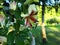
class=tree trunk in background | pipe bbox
[42,0,47,45]
[55,0,58,14]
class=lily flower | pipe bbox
[10,1,16,10]
[0,36,7,44]
[21,4,38,27]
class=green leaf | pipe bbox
[24,0,33,5]
[20,18,25,25]
[15,35,25,45]
[15,0,26,4]
[13,20,20,32]
[21,5,28,14]
[15,29,31,45]
[7,31,15,45]
[5,18,8,25]
[14,9,21,19]
[0,27,8,36]
[33,0,39,2]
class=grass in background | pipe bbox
[31,24,60,45]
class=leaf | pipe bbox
[15,29,31,45]
[7,31,15,45]
[20,18,25,25]
[5,18,8,25]
[0,27,8,36]
[33,0,39,2]
[14,8,21,19]
[21,5,28,14]
[15,0,26,4]
[15,35,25,45]
[24,0,33,5]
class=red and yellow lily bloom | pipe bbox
[21,4,38,27]
[25,10,38,27]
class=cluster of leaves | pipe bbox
[0,0,31,45]
[7,28,32,45]
[0,15,31,45]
